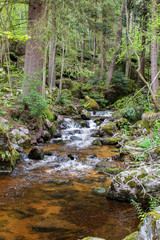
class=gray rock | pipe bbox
[106,166,160,204]
[44,119,53,129]
[19,127,29,135]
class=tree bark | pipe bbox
[106,1,125,87]
[23,0,45,95]
[48,3,57,91]
[140,4,147,78]
[151,0,159,94]
[100,2,107,71]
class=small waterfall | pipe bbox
[61,117,98,148]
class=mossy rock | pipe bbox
[102,137,119,145]
[105,168,121,175]
[92,139,102,146]
[100,122,117,136]
[93,187,106,196]
[138,207,160,239]
[142,112,160,132]
[0,126,20,172]
[122,231,139,240]
[85,96,99,110]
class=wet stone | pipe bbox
[93,187,106,196]
[47,179,69,185]
[70,136,82,141]
[28,147,44,160]
[87,154,98,159]
[44,150,54,156]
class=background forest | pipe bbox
[0,0,160,122]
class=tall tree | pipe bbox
[23,0,45,95]
[151,0,159,93]
[106,1,125,87]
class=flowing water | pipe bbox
[0,111,139,240]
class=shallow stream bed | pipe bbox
[0,111,139,240]
[0,145,139,240]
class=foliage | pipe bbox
[139,121,160,150]
[131,196,159,223]
[131,199,147,223]
[20,75,47,118]
[113,90,151,122]
[89,68,107,86]
[56,89,73,105]
[112,69,136,94]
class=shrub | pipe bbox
[20,75,47,118]
[112,69,136,94]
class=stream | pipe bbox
[0,111,139,240]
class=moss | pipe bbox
[105,168,121,175]
[92,139,102,146]
[0,126,20,172]
[11,148,20,166]
[44,108,55,121]
[101,122,117,135]
[122,231,139,240]
[128,181,136,188]
[85,96,99,110]
[102,137,119,145]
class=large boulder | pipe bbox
[11,128,31,148]
[99,122,117,136]
[0,126,20,173]
[106,166,160,204]
[142,112,160,131]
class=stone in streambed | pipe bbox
[81,109,91,120]
[28,146,44,160]
[99,122,117,136]
[44,150,54,156]
[102,137,120,145]
[92,139,102,146]
[47,178,69,185]
[93,187,106,196]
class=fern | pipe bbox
[130,199,147,223]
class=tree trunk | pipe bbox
[57,40,65,99]
[151,0,159,94]
[80,32,85,81]
[48,3,57,91]
[100,2,107,71]
[106,1,125,87]
[140,5,147,78]
[23,0,45,95]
